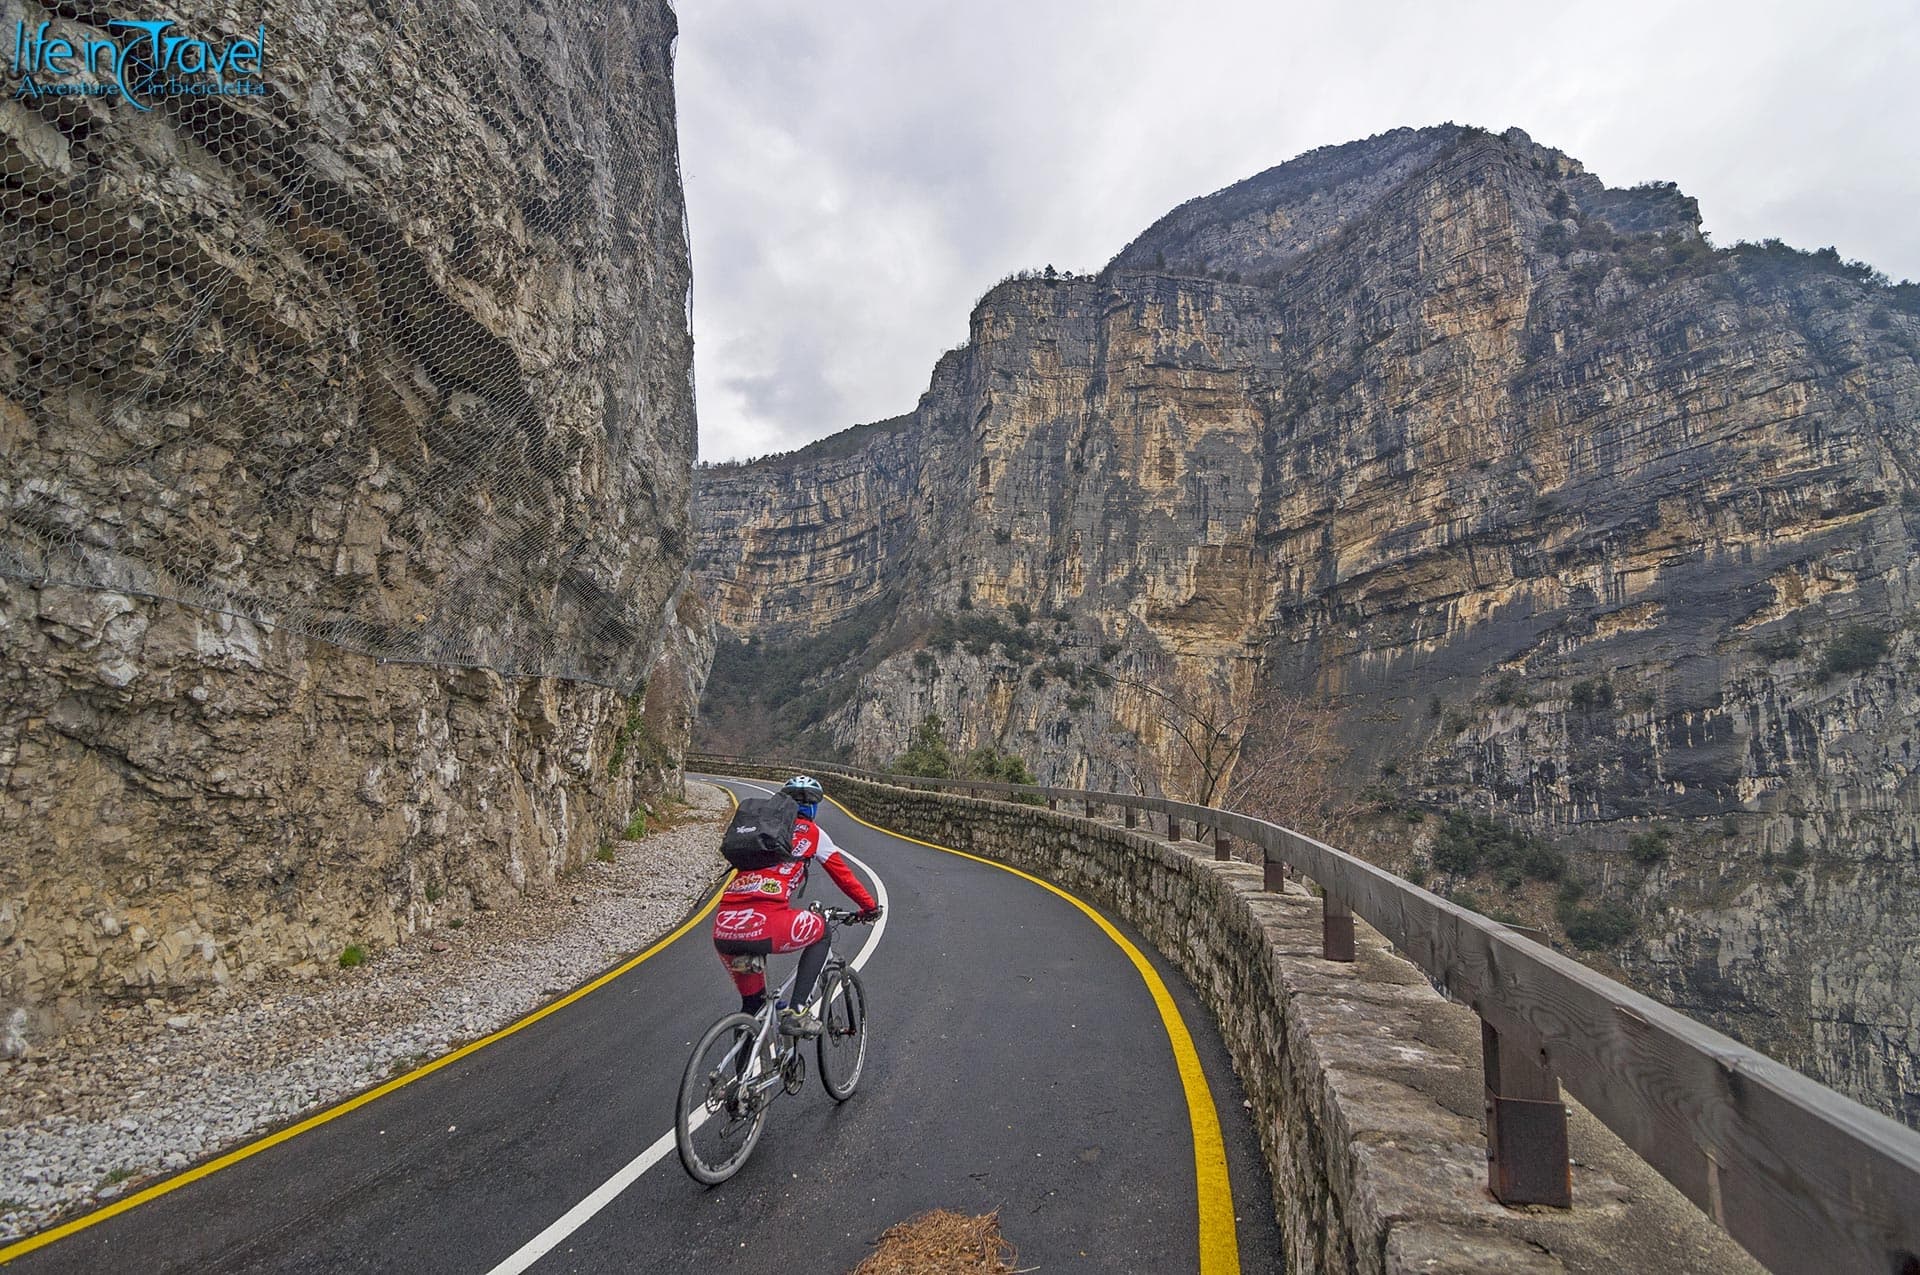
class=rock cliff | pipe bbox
[1,0,700,1033]
[695,126,1920,1124]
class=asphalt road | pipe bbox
[5,777,1280,1273]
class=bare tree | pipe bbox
[1111,669,1271,807]
[1114,666,1356,840]
[1224,694,1357,845]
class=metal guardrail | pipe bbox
[688,752,1920,1275]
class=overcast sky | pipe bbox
[675,1,1920,462]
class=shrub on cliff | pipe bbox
[892,715,955,778]
[1627,826,1672,864]
[1431,811,1566,882]
[963,745,1034,786]
[1568,677,1613,712]
[929,613,1040,663]
[1561,901,1638,950]
[1820,623,1890,679]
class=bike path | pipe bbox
[4,777,1280,1273]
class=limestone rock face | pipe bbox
[1,0,699,1028]
[695,125,1920,1123]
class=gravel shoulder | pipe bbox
[0,781,733,1242]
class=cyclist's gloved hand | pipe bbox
[855,905,884,925]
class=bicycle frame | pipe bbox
[716,909,850,1098]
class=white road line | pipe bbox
[481,780,889,1275]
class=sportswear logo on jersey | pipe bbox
[789,911,824,944]
[758,879,783,895]
[716,908,760,934]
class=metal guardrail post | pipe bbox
[1482,1020,1571,1208]
[1322,895,1355,961]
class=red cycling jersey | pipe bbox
[712,816,876,1005]
[719,817,876,913]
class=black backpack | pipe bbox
[719,794,799,870]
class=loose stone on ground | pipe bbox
[0,782,730,1242]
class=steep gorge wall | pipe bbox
[695,126,1920,1123]
[1,0,700,1029]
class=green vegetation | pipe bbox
[963,745,1035,786]
[701,598,895,747]
[1728,238,1906,295]
[1488,671,1531,708]
[1627,825,1673,865]
[1568,677,1613,712]
[595,842,617,863]
[1431,811,1567,884]
[928,612,1042,662]
[778,414,914,465]
[607,691,667,779]
[103,1167,135,1185]
[892,715,956,778]
[1561,901,1638,950]
[448,918,464,930]
[1007,601,1032,626]
[912,650,937,675]
[425,882,443,904]
[1752,631,1803,661]
[890,719,1042,803]
[1820,623,1890,679]
[622,808,649,839]
[1065,693,1094,712]
[338,944,367,969]
[1551,879,1639,950]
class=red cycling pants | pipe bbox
[711,903,829,1001]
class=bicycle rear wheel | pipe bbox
[676,1012,769,1184]
[816,966,867,1101]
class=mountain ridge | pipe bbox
[694,124,1920,1124]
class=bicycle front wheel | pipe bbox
[676,1012,769,1184]
[816,966,867,1101]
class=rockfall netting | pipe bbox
[0,0,695,687]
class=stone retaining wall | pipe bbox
[712,763,1758,1275]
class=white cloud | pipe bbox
[677,0,1920,460]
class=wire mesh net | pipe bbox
[1,0,691,688]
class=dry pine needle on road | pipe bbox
[849,1209,1022,1274]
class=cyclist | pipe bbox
[712,776,881,1038]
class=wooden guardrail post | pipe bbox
[1482,1020,1571,1208]
[1263,855,1286,892]
[1213,827,1231,861]
[1322,895,1355,961]
[1124,804,1137,830]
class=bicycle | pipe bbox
[674,904,872,1184]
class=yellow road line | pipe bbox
[826,796,1242,1275]
[0,805,734,1267]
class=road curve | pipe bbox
[3,777,1280,1273]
